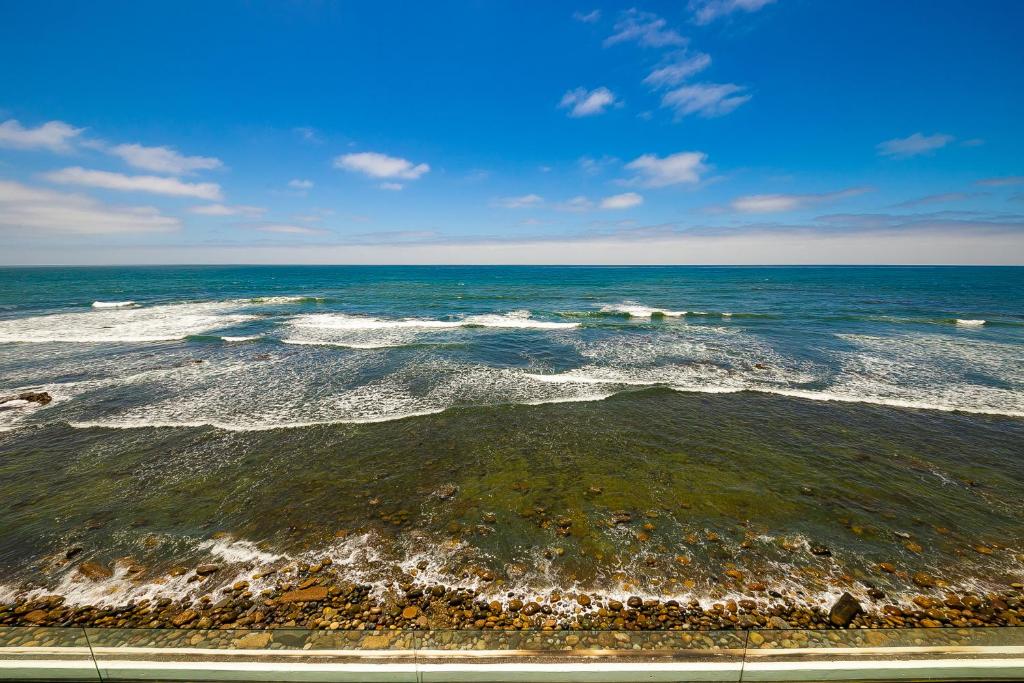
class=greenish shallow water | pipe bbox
[0,266,1021,606]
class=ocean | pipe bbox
[0,265,1022,610]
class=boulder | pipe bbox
[828,592,863,627]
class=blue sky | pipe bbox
[1,0,1022,264]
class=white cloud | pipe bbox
[625,152,709,187]
[662,83,751,118]
[559,87,618,117]
[44,167,223,200]
[557,196,595,212]
[0,119,84,153]
[877,133,955,158]
[0,180,178,234]
[256,224,326,235]
[288,179,314,189]
[190,203,265,217]
[976,175,1024,187]
[643,53,712,88]
[730,187,870,213]
[600,192,644,209]
[379,182,404,191]
[334,152,430,180]
[690,0,776,25]
[573,9,601,23]
[604,10,686,48]
[107,143,222,174]
[494,194,544,208]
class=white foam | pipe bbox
[291,313,461,331]
[91,301,135,308]
[956,319,986,326]
[245,295,325,304]
[600,303,687,317]
[462,310,579,329]
[0,399,31,409]
[0,302,257,343]
[220,335,261,342]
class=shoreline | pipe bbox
[3,559,1022,632]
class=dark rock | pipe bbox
[828,592,863,627]
[810,545,832,556]
[194,564,220,576]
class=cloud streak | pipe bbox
[690,0,776,25]
[44,167,223,200]
[877,133,955,158]
[730,187,871,213]
[107,143,222,175]
[605,10,687,48]
[0,180,179,235]
[662,83,751,118]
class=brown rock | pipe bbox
[279,586,329,603]
[194,564,220,576]
[77,561,113,581]
[402,606,419,619]
[828,592,863,627]
[23,609,48,624]
[912,572,937,588]
[171,609,197,626]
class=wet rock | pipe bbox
[401,606,419,619]
[279,586,328,603]
[828,592,863,627]
[435,483,458,499]
[810,545,832,557]
[171,609,197,626]
[912,572,937,588]
[626,596,642,609]
[64,546,84,560]
[194,564,220,576]
[878,562,896,573]
[77,561,112,581]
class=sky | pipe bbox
[1,0,1023,265]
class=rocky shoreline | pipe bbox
[2,558,1022,632]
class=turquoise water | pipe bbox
[0,266,1022,606]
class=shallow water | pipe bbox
[0,266,1022,606]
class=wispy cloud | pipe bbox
[0,180,179,234]
[334,151,430,180]
[690,0,776,25]
[600,192,644,209]
[0,119,84,153]
[573,9,601,23]
[293,126,322,143]
[494,194,544,208]
[662,83,750,118]
[625,151,709,187]
[378,182,404,191]
[730,187,871,213]
[605,9,687,48]
[559,87,619,117]
[254,223,328,235]
[892,192,984,209]
[578,155,618,175]
[44,167,223,200]
[190,203,265,217]
[877,132,955,158]
[975,175,1024,187]
[643,52,712,88]
[557,196,595,212]
[106,143,222,175]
